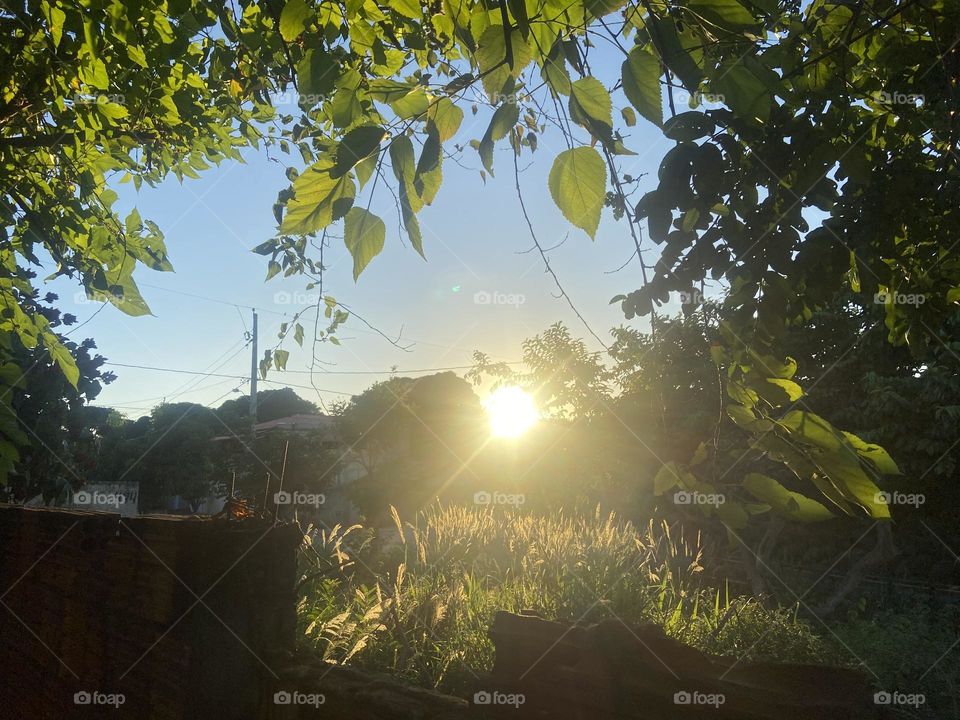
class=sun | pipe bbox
[483,386,538,439]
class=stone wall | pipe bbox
[486,611,878,719]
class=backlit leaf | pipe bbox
[344,207,386,280]
[333,125,385,178]
[548,147,605,239]
[281,158,356,234]
[570,77,612,128]
[622,46,662,127]
[280,0,311,41]
[743,473,834,522]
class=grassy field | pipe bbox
[296,504,840,694]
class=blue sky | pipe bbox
[48,62,688,416]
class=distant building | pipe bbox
[68,481,140,516]
[253,413,338,437]
[159,493,225,516]
[252,414,366,527]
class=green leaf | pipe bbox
[479,101,519,174]
[427,98,464,142]
[716,501,750,529]
[391,0,421,19]
[369,79,415,103]
[97,101,128,120]
[841,432,901,475]
[158,95,181,124]
[713,59,774,122]
[274,349,290,370]
[104,273,152,317]
[45,337,79,388]
[541,43,571,96]
[747,376,803,406]
[779,410,844,452]
[814,452,891,519]
[390,136,416,186]
[42,3,66,48]
[689,0,758,31]
[127,44,148,68]
[298,49,337,98]
[726,381,758,407]
[507,0,530,37]
[125,208,142,234]
[344,207,386,280]
[726,404,771,431]
[647,16,704,89]
[333,125,385,178]
[653,461,683,494]
[414,125,442,203]
[621,107,636,127]
[726,404,755,427]
[488,102,519,141]
[748,350,797,379]
[743,473,834,522]
[80,58,109,90]
[476,26,532,98]
[765,378,803,402]
[390,87,430,119]
[400,190,424,257]
[622,46,662,127]
[390,134,425,235]
[570,77,612,128]
[355,150,379,189]
[331,87,363,128]
[281,157,356,235]
[279,0,311,42]
[810,475,857,516]
[548,147,606,239]
[663,112,715,141]
[252,240,276,256]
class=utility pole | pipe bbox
[249,309,258,432]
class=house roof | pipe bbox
[253,413,337,436]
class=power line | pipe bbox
[138,282,286,316]
[164,337,250,402]
[261,362,523,375]
[136,282,519,360]
[99,376,241,408]
[104,359,523,378]
[102,361,353,396]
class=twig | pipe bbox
[512,150,608,350]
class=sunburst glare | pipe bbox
[483,386,538,439]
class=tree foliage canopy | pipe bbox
[2,0,957,519]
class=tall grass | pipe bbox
[296,504,835,694]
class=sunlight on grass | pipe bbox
[483,386,538,438]
[297,505,839,695]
